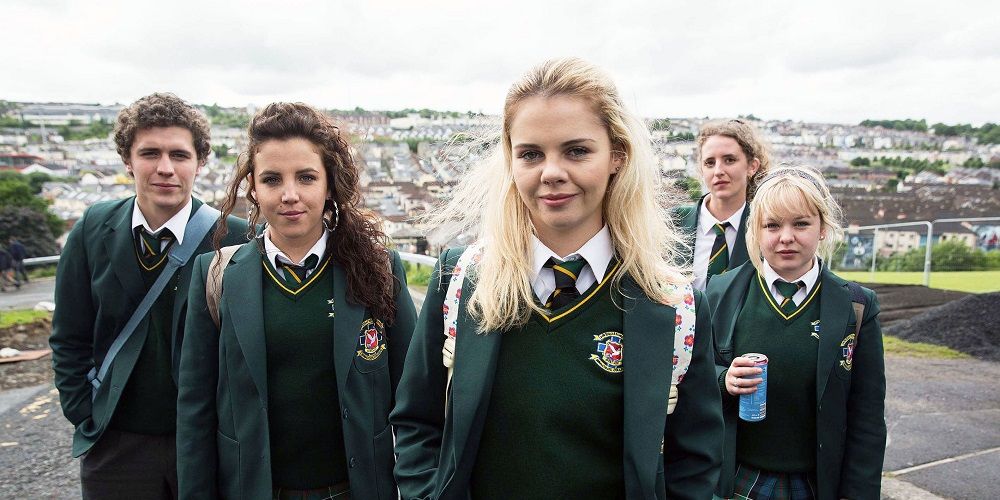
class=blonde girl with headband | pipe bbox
[706,165,886,500]
[390,57,723,499]
[177,103,416,499]
[676,119,772,290]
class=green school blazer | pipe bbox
[674,194,751,274]
[49,197,247,457]
[390,248,724,500]
[176,243,417,500]
[706,263,886,500]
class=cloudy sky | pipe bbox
[3,0,998,125]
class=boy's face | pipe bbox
[126,126,202,225]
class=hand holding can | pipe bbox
[733,353,768,422]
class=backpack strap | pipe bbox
[441,245,483,409]
[206,245,242,329]
[666,282,697,415]
[846,281,867,338]
[87,203,220,400]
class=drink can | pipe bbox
[738,353,768,422]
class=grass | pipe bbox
[883,335,968,359]
[402,261,432,287]
[836,270,1000,293]
[0,309,51,328]
[28,264,57,279]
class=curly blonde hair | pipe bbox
[696,119,772,201]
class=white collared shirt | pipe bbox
[263,229,328,280]
[131,197,193,248]
[530,225,614,303]
[761,257,821,306]
[692,199,746,290]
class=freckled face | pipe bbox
[253,138,329,251]
[509,95,621,246]
[700,135,759,205]
[759,208,826,281]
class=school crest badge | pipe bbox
[839,333,856,371]
[357,318,387,361]
[810,319,820,340]
[590,332,623,373]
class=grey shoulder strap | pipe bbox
[87,204,220,400]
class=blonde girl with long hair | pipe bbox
[391,58,723,499]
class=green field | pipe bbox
[836,270,1000,293]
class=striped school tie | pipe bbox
[706,222,731,279]
[775,280,805,314]
[278,254,319,289]
[543,257,588,310]
[135,228,174,271]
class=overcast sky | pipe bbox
[3,0,998,125]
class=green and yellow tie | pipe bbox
[278,254,319,290]
[775,280,805,314]
[706,222,730,279]
[543,257,588,310]
[135,228,174,271]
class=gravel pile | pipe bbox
[0,318,54,391]
[884,292,1000,361]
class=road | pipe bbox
[0,277,55,311]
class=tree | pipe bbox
[0,176,63,243]
[674,176,703,202]
[0,206,59,256]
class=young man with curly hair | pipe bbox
[49,93,247,498]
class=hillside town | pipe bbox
[2,101,999,268]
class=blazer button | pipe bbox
[349,457,357,468]
[342,408,349,420]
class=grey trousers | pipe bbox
[80,428,177,499]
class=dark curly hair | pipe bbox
[114,92,212,166]
[214,102,398,323]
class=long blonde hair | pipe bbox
[745,165,845,273]
[427,57,689,332]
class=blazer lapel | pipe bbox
[816,266,850,403]
[332,262,365,396]
[170,198,206,339]
[730,205,751,265]
[622,277,674,495]
[717,265,755,354]
[451,278,501,470]
[105,202,144,303]
[682,195,705,250]
[224,245,269,401]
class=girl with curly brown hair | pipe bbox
[177,102,416,499]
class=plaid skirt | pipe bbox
[730,463,817,500]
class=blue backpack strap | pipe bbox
[87,204,220,400]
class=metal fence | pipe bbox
[836,217,1000,286]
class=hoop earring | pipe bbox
[324,200,339,233]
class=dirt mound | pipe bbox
[884,292,1000,361]
[0,318,53,390]
[859,283,971,327]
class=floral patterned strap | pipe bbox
[667,283,696,415]
[442,244,483,370]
